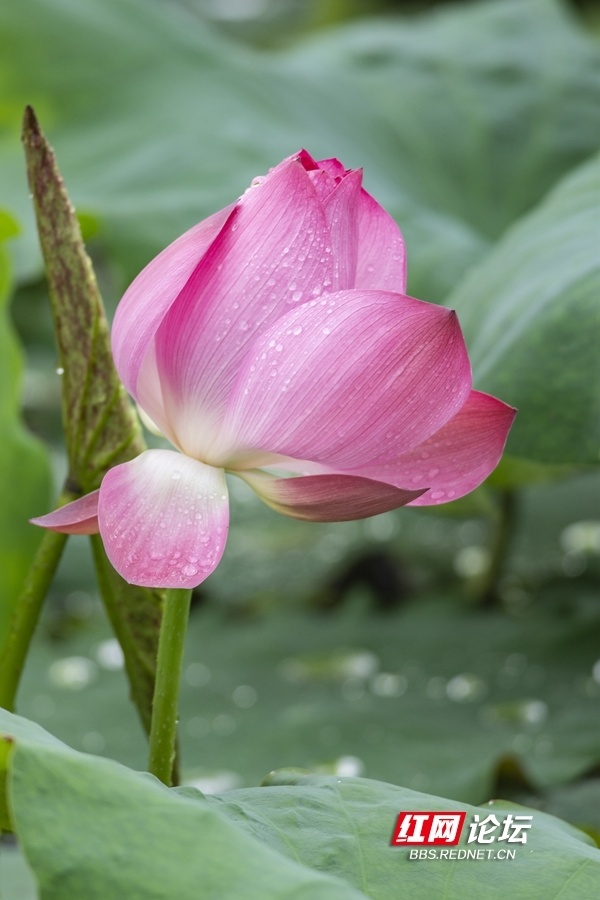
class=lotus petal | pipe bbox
[98,450,229,588]
[219,290,471,470]
[238,470,426,521]
[148,156,334,458]
[352,391,517,504]
[30,490,100,535]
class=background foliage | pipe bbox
[0,0,598,896]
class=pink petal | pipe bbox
[314,157,347,179]
[97,450,229,588]
[30,490,100,535]
[355,188,406,293]
[112,206,234,398]
[321,168,363,291]
[238,470,426,522]
[353,391,517,505]
[150,156,334,459]
[219,291,472,470]
[135,341,181,450]
[297,151,346,185]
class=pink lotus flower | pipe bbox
[33,150,515,588]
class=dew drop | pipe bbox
[428,467,440,478]
[182,564,198,577]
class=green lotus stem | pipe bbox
[478,488,518,607]
[147,588,192,786]
[0,488,76,711]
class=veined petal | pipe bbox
[321,168,362,291]
[352,391,517,505]
[219,290,472,470]
[30,490,100,535]
[135,341,181,450]
[98,450,229,588]
[112,206,234,398]
[238,470,425,522]
[356,188,406,293]
[313,157,347,179]
[152,156,334,458]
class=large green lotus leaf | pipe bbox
[210,774,600,899]
[0,215,51,645]
[0,0,467,303]
[0,709,363,899]
[286,0,600,242]
[1,0,599,304]
[2,710,599,900]
[513,779,600,848]
[447,150,600,467]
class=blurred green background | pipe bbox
[0,0,599,869]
